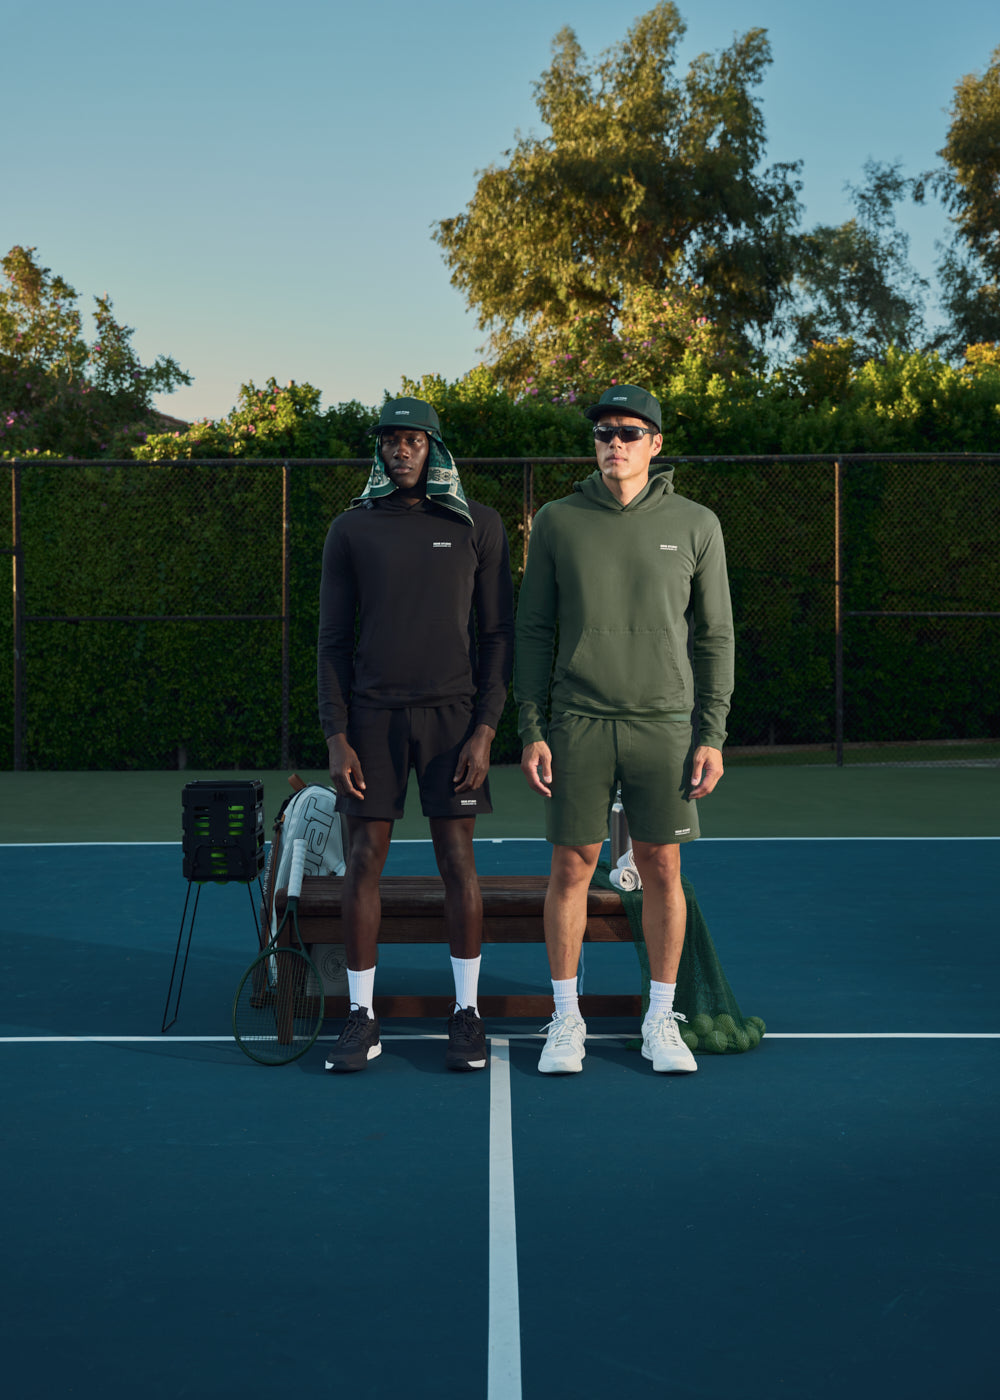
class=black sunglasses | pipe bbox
[593,424,657,444]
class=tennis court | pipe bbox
[2,764,997,1399]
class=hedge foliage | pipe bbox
[4,450,998,770]
[126,346,1000,465]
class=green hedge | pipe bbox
[3,453,998,769]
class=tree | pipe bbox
[433,3,801,392]
[928,45,1000,352]
[0,244,86,374]
[506,281,740,408]
[788,161,928,362]
[0,245,190,457]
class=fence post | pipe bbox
[11,464,24,771]
[521,462,534,572]
[281,462,291,770]
[829,459,834,767]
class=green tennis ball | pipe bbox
[713,1013,737,1035]
[691,1013,715,1037]
[730,1027,751,1052]
[701,1030,729,1053]
[744,1024,762,1048]
[681,1029,699,1052]
[746,1016,767,1035]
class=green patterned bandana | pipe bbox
[350,432,473,525]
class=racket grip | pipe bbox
[288,838,307,900]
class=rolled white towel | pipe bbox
[610,850,642,891]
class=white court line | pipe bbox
[2,1032,998,1044]
[3,841,184,848]
[488,1038,522,1400]
[0,837,554,849]
[4,835,999,849]
[762,1032,1000,1039]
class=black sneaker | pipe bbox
[325,1006,382,1073]
[446,1006,488,1071]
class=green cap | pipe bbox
[369,396,441,436]
[584,384,662,432]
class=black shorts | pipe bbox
[339,701,492,821]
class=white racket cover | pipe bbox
[287,838,307,901]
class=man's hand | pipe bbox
[454,724,495,793]
[689,745,724,800]
[521,740,553,797]
[327,733,366,800]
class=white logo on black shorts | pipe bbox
[460,799,477,806]
[433,542,452,548]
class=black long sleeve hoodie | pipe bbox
[317,493,514,738]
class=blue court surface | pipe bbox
[2,835,997,1399]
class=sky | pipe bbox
[4,0,997,423]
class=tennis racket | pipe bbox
[232,838,324,1064]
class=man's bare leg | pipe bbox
[630,839,696,1072]
[341,817,393,972]
[630,840,686,982]
[543,842,603,978]
[325,817,391,1073]
[429,816,482,959]
[430,816,488,1069]
[538,842,602,1073]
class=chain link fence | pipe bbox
[5,455,999,770]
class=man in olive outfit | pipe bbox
[516,385,734,1075]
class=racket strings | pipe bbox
[233,947,324,1064]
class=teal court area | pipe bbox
[2,765,998,1399]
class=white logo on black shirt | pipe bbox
[433,542,452,548]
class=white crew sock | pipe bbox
[552,976,581,1021]
[646,980,677,1022]
[347,967,376,1019]
[451,955,482,1014]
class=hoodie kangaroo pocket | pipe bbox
[561,627,688,711]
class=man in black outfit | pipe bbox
[317,397,514,1072]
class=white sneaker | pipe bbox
[538,1013,587,1074]
[641,1010,698,1073]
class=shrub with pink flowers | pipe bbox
[134,378,373,461]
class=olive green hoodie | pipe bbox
[515,466,734,748]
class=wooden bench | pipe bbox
[275,874,642,1018]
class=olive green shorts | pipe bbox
[545,713,699,848]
